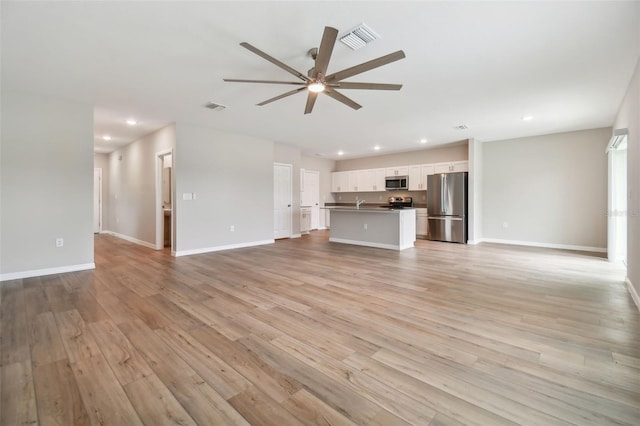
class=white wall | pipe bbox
[481,128,611,251]
[468,139,483,244]
[174,123,273,254]
[107,124,175,246]
[613,58,639,307]
[1,92,94,279]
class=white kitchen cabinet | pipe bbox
[408,165,422,190]
[300,207,311,234]
[331,171,349,192]
[409,164,434,190]
[372,168,386,191]
[433,161,468,174]
[386,166,409,177]
[356,169,373,192]
[416,208,428,238]
[348,171,359,192]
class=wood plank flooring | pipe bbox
[1,231,639,425]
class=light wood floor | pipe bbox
[2,231,639,425]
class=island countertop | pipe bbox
[321,206,416,213]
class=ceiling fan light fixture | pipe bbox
[308,81,326,93]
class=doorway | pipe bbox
[274,163,292,239]
[607,130,627,263]
[156,150,174,251]
[93,168,102,233]
[301,169,320,230]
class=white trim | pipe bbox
[174,239,274,257]
[477,238,606,253]
[291,233,302,238]
[627,277,640,312]
[102,231,156,249]
[1,263,95,282]
[329,237,414,251]
[466,239,480,245]
[156,149,174,250]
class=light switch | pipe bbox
[183,193,193,201]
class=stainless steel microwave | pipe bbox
[385,175,408,190]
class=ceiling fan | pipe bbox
[224,26,406,114]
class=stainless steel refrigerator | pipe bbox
[427,172,468,243]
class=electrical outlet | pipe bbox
[364,223,368,230]
[230,225,235,232]
[503,221,509,228]
[55,238,64,247]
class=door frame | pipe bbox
[94,168,102,233]
[274,162,293,239]
[155,149,174,251]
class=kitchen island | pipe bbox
[324,207,416,251]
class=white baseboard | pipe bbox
[477,238,606,253]
[329,237,413,251]
[174,239,274,257]
[627,277,640,312]
[1,263,95,282]
[291,233,302,239]
[102,230,156,250]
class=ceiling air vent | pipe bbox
[204,102,227,111]
[453,124,469,130]
[339,23,380,50]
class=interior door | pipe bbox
[274,163,292,239]
[303,170,320,229]
[93,168,102,233]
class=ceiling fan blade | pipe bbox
[224,78,305,86]
[329,82,403,91]
[324,88,362,110]
[257,87,307,106]
[304,92,319,114]
[326,50,406,83]
[240,42,309,82]
[312,26,339,79]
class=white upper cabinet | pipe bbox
[408,165,422,190]
[348,171,359,192]
[386,166,409,177]
[409,164,434,190]
[331,161,467,193]
[433,161,468,174]
[331,171,349,192]
[372,168,386,192]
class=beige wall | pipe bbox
[1,91,94,278]
[175,123,273,253]
[482,128,611,250]
[107,124,176,245]
[335,142,468,171]
[613,58,639,306]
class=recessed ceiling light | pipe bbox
[521,115,534,121]
[126,119,137,125]
[373,145,381,151]
[338,150,344,156]
[102,135,112,141]
[420,138,428,144]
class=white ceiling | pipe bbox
[2,1,639,159]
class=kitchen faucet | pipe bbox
[356,199,366,209]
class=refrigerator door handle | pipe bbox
[428,216,463,221]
